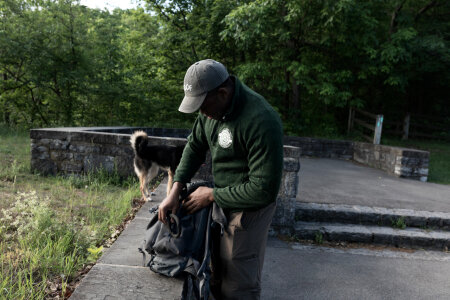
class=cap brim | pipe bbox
[178,93,207,113]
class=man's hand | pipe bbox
[183,186,214,214]
[158,182,184,224]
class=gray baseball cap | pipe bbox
[179,59,229,113]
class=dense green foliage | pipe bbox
[0,0,448,137]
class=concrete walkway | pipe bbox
[262,239,450,300]
[298,157,450,212]
[70,178,450,300]
[70,159,450,299]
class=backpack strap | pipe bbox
[139,205,160,267]
[138,241,147,267]
[212,203,227,235]
[197,207,213,277]
[181,205,214,300]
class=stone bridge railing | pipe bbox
[30,127,190,177]
[30,127,300,231]
[284,135,429,182]
[30,126,432,230]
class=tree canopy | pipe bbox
[1,0,448,137]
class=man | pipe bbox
[158,59,283,300]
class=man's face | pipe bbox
[200,90,226,120]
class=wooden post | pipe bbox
[347,107,354,135]
[373,114,383,144]
[402,113,410,140]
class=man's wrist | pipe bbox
[173,181,186,190]
[170,182,185,198]
[208,187,215,203]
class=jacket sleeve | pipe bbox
[173,116,209,183]
[213,117,283,209]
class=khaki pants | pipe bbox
[216,201,276,300]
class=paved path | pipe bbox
[71,190,450,300]
[262,239,450,300]
[298,157,450,212]
[70,160,450,299]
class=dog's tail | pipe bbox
[130,130,148,157]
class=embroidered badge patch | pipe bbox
[218,128,233,149]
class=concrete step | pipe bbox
[296,202,450,231]
[294,221,450,251]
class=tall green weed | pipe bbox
[0,177,140,298]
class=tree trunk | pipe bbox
[284,71,290,113]
[389,0,406,38]
[291,76,300,118]
[3,108,10,125]
[291,78,300,110]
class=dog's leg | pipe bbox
[167,170,174,197]
[139,173,148,201]
[143,171,152,201]
[134,161,147,201]
[145,164,160,201]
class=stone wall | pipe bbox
[88,127,191,138]
[30,127,301,230]
[30,126,432,230]
[353,142,429,182]
[30,127,212,180]
[283,135,430,182]
[284,136,353,159]
[31,126,431,183]
[272,146,301,233]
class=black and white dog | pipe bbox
[130,131,185,201]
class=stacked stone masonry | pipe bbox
[31,128,429,182]
[30,126,430,229]
[284,135,429,182]
[30,127,209,179]
[30,127,301,230]
[353,142,429,182]
[284,136,353,160]
[272,146,301,234]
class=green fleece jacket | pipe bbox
[173,76,283,210]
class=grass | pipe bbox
[314,231,324,244]
[391,217,407,230]
[0,125,144,299]
[382,137,450,185]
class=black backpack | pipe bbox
[138,182,226,300]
